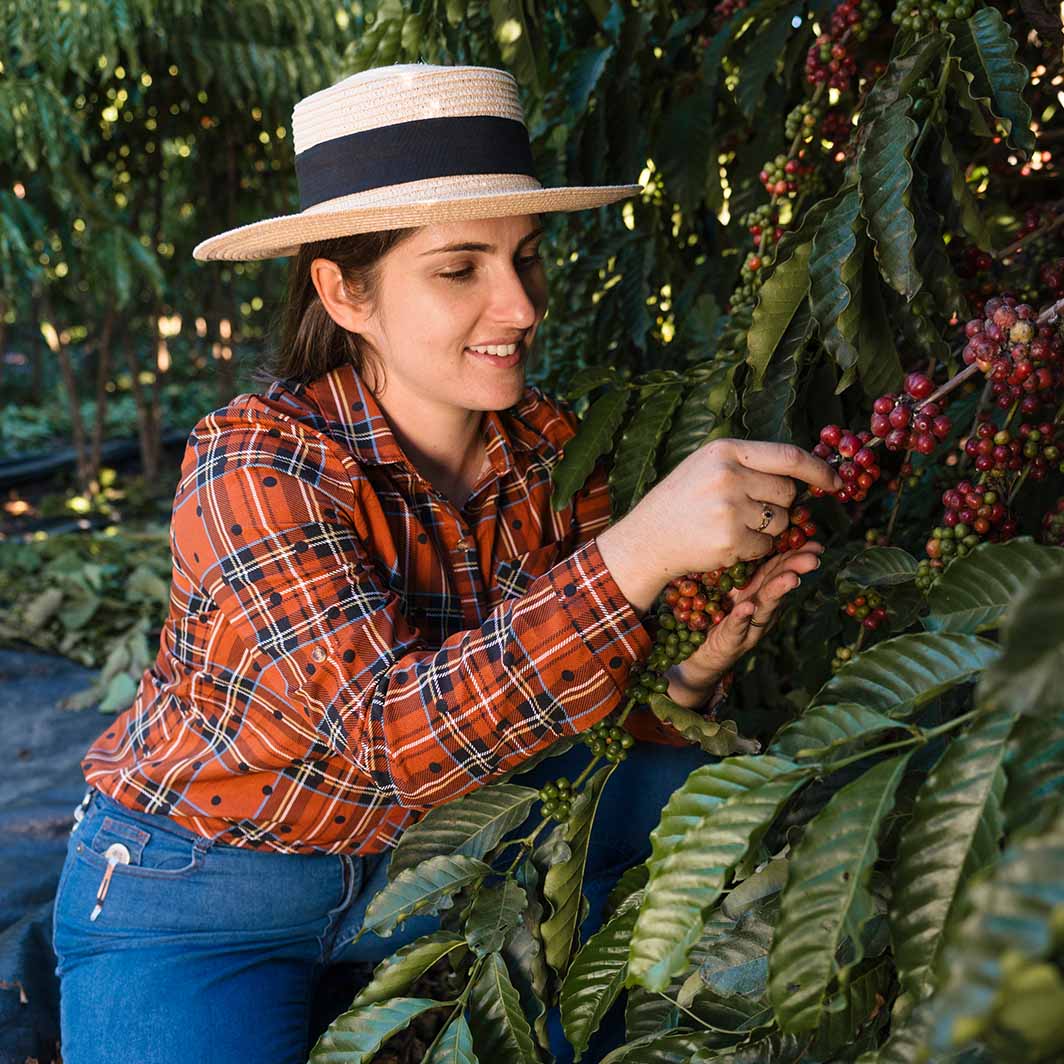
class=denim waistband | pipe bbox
[74,786,216,852]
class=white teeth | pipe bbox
[469,343,518,357]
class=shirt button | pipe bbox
[103,843,131,864]
[311,647,327,663]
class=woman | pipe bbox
[51,63,841,1063]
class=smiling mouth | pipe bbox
[466,341,522,358]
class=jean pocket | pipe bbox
[77,812,206,879]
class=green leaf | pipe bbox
[600,1031,710,1063]
[890,709,1015,1002]
[859,97,920,300]
[353,931,468,1006]
[542,764,616,975]
[609,381,685,517]
[363,855,490,938]
[939,129,993,251]
[855,1000,935,1064]
[646,755,788,863]
[563,365,619,400]
[661,356,742,475]
[812,960,892,1058]
[628,756,803,991]
[424,1014,479,1064]
[948,7,1036,156]
[647,695,760,756]
[389,785,538,880]
[566,46,614,115]
[770,703,907,762]
[809,187,864,372]
[551,386,630,511]
[467,952,538,1064]
[561,897,641,1060]
[979,566,1064,717]
[742,302,809,444]
[625,987,679,1041]
[769,753,911,1033]
[839,547,920,590]
[925,538,1064,633]
[98,671,137,714]
[503,858,551,1050]
[1004,714,1064,836]
[308,997,441,1063]
[927,804,1064,1052]
[858,33,944,131]
[734,6,800,121]
[746,241,811,388]
[855,250,904,400]
[810,632,1000,717]
[465,879,528,957]
[694,896,777,999]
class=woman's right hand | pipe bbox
[597,439,844,611]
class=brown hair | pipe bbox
[253,228,420,394]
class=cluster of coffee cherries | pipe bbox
[1017,422,1064,480]
[711,0,747,30]
[891,0,972,31]
[962,297,1063,413]
[538,777,576,822]
[1041,497,1064,547]
[581,717,636,763]
[785,98,825,142]
[623,560,757,711]
[1039,259,1064,300]
[917,482,1018,589]
[821,109,854,148]
[759,151,819,200]
[805,0,881,89]
[963,420,1024,476]
[842,589,888,630]
[811,426,882,503]
[869,373,953,454]
[776,505,818,553]
[831,645,855,672]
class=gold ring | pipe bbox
[756,504,774,533]
[749,617,768,627]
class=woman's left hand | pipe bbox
[670,542,825,691]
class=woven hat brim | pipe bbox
[193,184,642,262]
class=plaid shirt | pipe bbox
[80,363,701,855]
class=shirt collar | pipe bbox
[291,362,527,482]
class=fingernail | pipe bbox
[815,556,822,569]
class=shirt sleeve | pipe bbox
[172,408,653,811]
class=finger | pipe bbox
[720,601,760,649]
[759,570,802,607]
[723,440,844,494]
[744,499,790,538]
[734,527,776,561]
[738,470,798,509]
[772,548,823,576]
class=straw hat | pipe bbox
[192,63,642,262]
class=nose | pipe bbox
[489,261,544,332]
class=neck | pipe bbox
[374,383,487,500]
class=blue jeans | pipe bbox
[52,740,712,1064]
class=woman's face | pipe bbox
[348,214,548,412]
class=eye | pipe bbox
[517,250,543,270]
[440,266,474,282]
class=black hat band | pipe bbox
[295,115,537,211]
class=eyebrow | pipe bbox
[419,226,546,257]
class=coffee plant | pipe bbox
[300,1,1064,1062]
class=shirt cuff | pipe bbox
[550,537,653,693]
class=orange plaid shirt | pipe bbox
[80,363,697,855]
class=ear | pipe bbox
[310,257,372,332]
